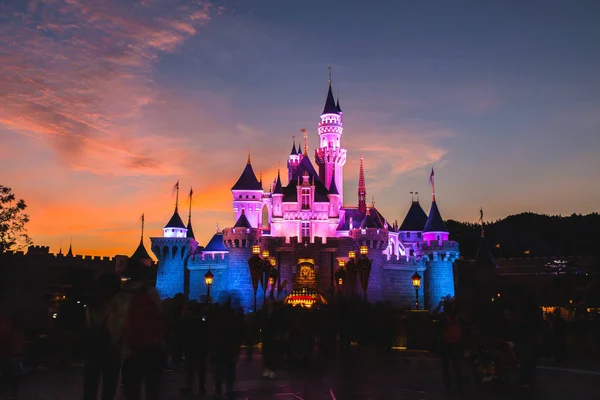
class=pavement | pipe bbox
[7,350,600,400]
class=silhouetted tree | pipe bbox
[0,185,32,253]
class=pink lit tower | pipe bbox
[315,67,347,202]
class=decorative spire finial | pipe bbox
[188,187,193,221]
[216,222,220,233]
[328,65,332,85]
[141,212,145,241]
[479,207,484,238]
[301,128,308,156]
[410,191,414,202]
[416,191,419,202]
[358,154,367,213]
[247,148,251,164]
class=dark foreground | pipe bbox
[7,350,600,400]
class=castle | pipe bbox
[150,79,459,311]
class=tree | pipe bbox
[0,185,32,253]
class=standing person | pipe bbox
[180,302,210,396]
[434,299,465,392]
[261,301,278,379]
[121,266,166,400]
[212,301,241,395]
[82,274,122,400]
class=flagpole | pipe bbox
[188,187,193,220]
[175,180,180,212]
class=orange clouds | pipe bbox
[0,0,215,177]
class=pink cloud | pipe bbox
[0,0,216,176]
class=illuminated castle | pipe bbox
[151,78,459,311]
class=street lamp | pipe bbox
[262,249,270,259]
[411,271,421,310]
[204,268,214,303]
[360,245,369,256]
[348,250,356,260]
[268,267,278,299]
[252,245,261,255]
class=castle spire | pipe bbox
[141,212,145,242]
[67,237,73,257]
[247,148,251,164]
[358,154,366,213]
[58,240,63,255]
[187,188,195,239]
[290,135,297,155]
[322,67,338,115]
[301,128,308,156]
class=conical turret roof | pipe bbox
[233,209,252,229]
[336,95,342,113]
[186,216,195,239]
[322,84,339,115]
[423,200,448,232]
[475,232,497,269]
[204,232,228,252]
[231,156,263,191]
[399,201,428,231]
[164,209,186,229]
[328,168,340,195]
[131,238,152,261]
[290,139,297,155]
[273,170,283,194]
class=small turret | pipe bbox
[232,151,265,229]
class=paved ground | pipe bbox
[7,351,600,400]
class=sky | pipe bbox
[1,0,599,257]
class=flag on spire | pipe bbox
[172,180,180,212]
[428,168,435,201]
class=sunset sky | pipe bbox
[1,0,599,257]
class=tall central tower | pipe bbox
[315,71,347,203]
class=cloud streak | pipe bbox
[0,0,216,176]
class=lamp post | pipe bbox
[357,246,372,302]
[268,262,278,300]
[335,260,346,296]
[411,271,421,310]
[204,268,214,303]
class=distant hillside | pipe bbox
[447,212,600,260]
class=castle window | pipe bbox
[437,235,440,241]
[301,222,310,239]
[301,189,310,210]
[239,195,242,199]
[246,195,248,199]
[252,195,255,199]
[418,233,421,238]
[407,232,411,238]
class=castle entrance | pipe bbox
[283,258,327,307]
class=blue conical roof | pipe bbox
[274,170,283,194]
[475,233,497,269]
[204,232,228,252]
[232,163,262,191]
[290,140,297,155]
[164,210,186,229]
[423,200,448,232]
[186,216,195,239]
[322,84,339,115]
[233,209,252,228]
[399,201,428,231]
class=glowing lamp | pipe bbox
[262,249,270,259]
[411,271,421,288]
[338,260,345,268]
[269,276,275,286]
[338,277,343,286]
[348,250,356,260]
[252,245,261,255]
[497,293,501,298]
[204,269,214,286]
[360,245,369,256]
[269,258,276,267]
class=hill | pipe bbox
[447,212,600,259]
